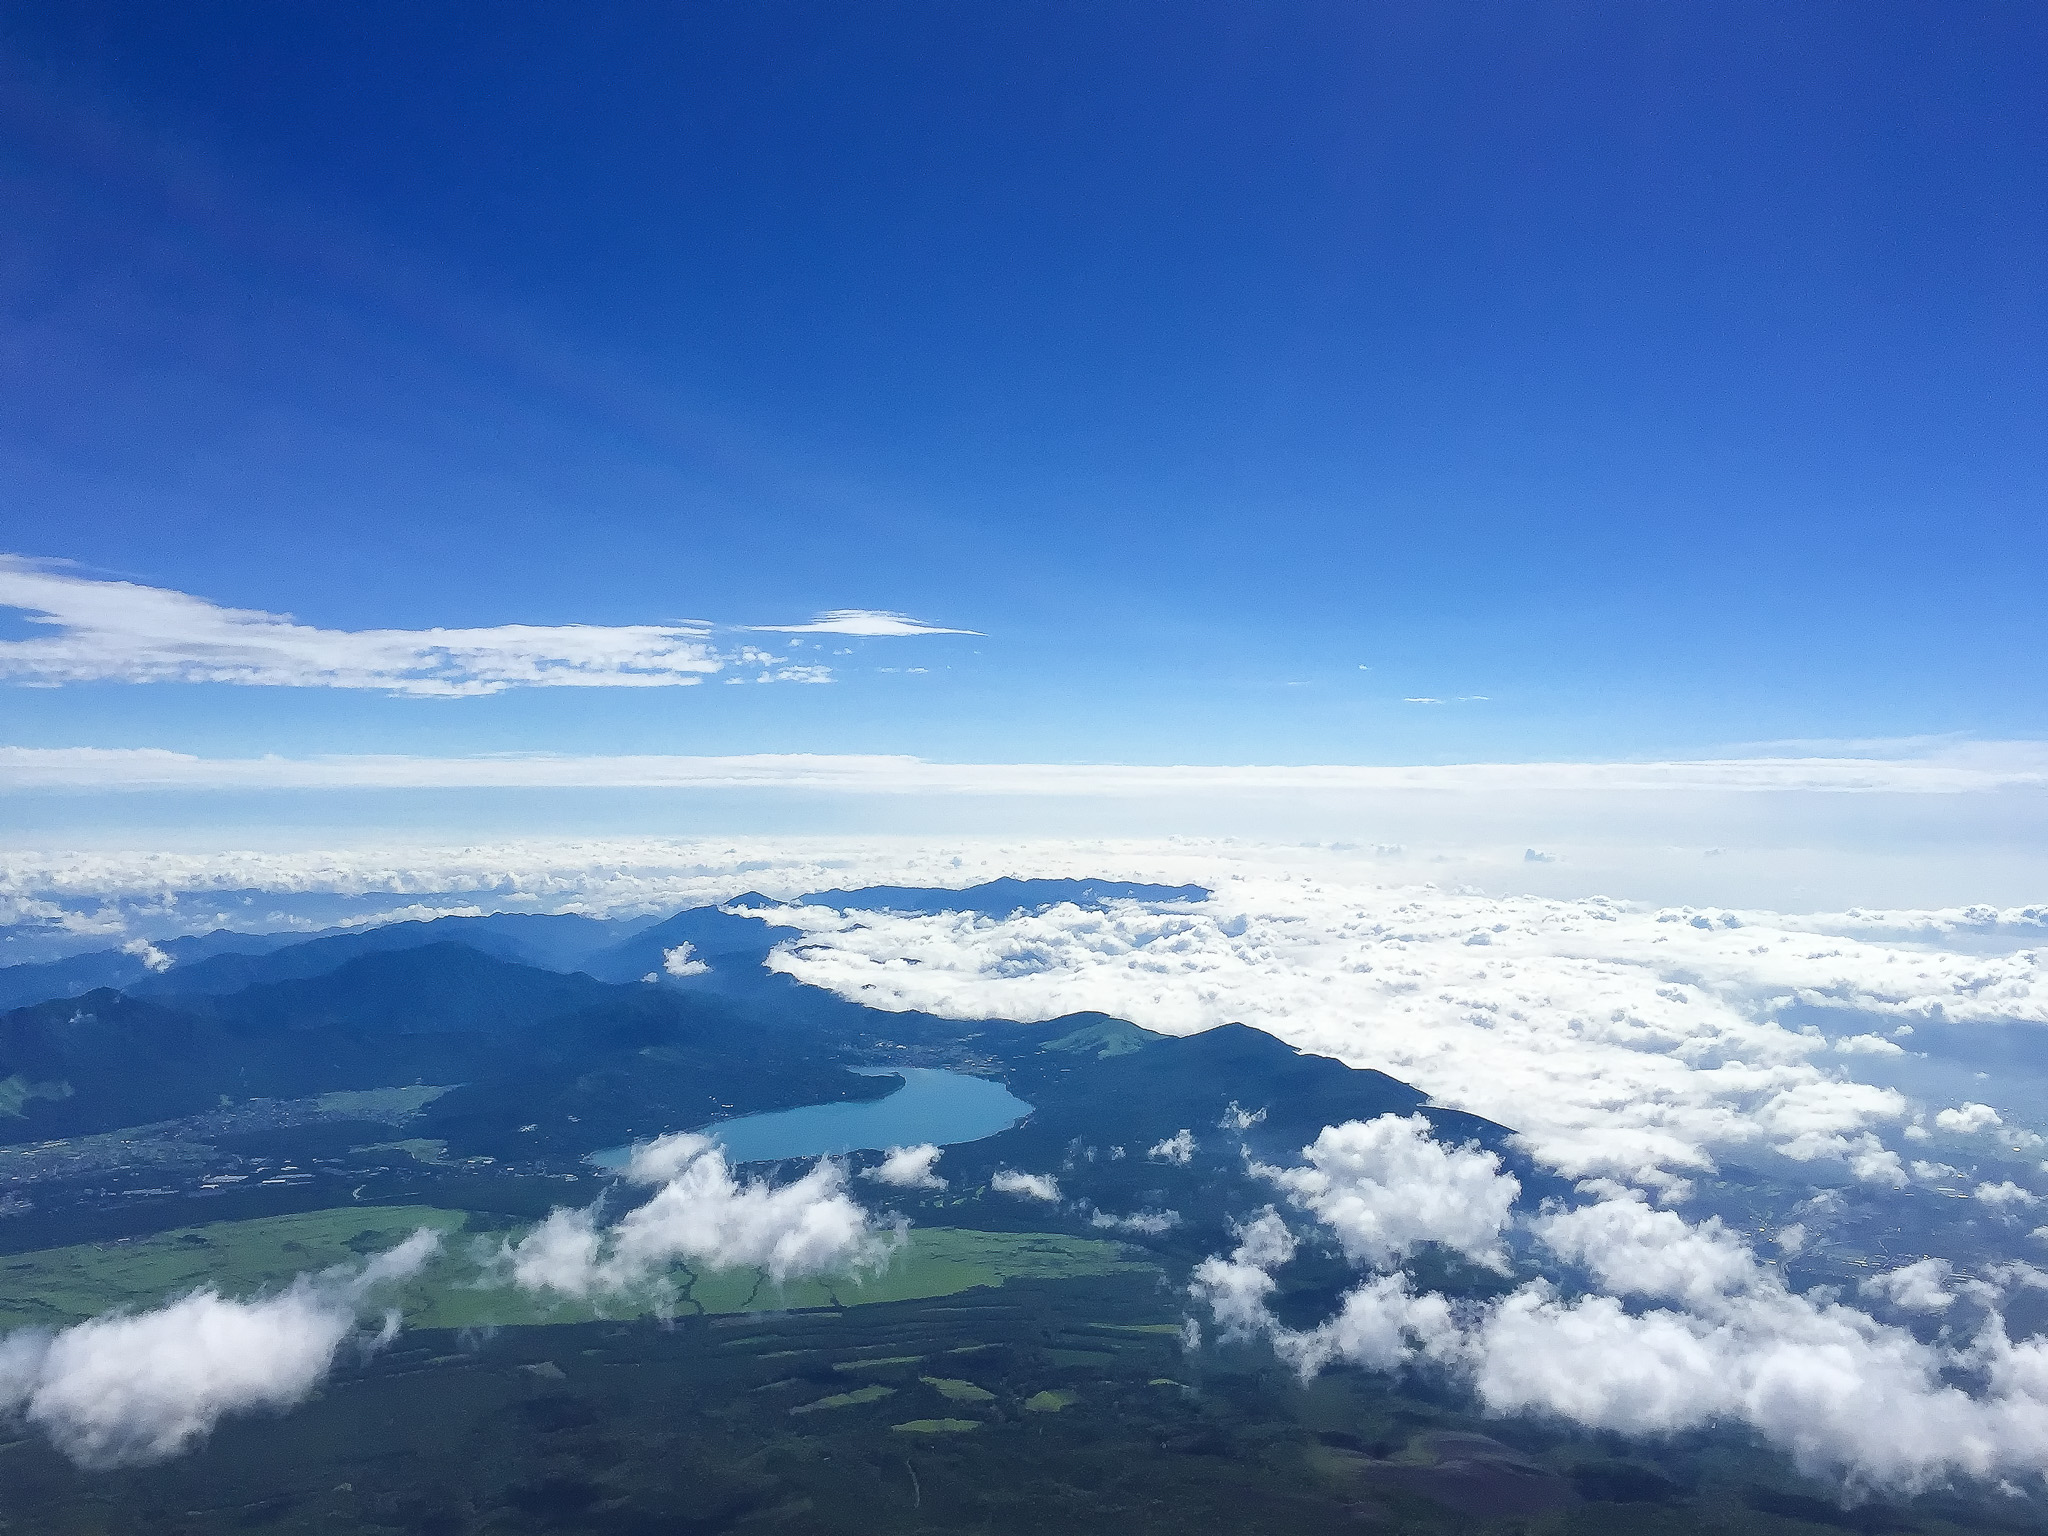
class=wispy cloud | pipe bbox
[0,557,960,696]
[745,609,978,637]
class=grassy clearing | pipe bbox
[921,1376,996,1403]
[0,1075,71,1120]
[0,1209,1150,1333]
[1024,1389,1081,1413]
[891,1418,979,1434]
[790,1384,894,1414]
[314,1086,452,1117]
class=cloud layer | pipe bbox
[0,558,961,695]
[760,881,2048,1191]
[7,742,2046,792]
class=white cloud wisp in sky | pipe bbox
[745,609,979,636]
[0,557,963,696]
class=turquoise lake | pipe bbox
[592,1067,1032,1168]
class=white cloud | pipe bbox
[1192,1162,2048,1495]
[1938,1103,2005,1134]
[501,1134,899,1299]
[1530,1189,1754,1309]
[863,1144,946,1190]
[746,609,978,637]
[1832,1033,1906,1056]
[661,942,709,978]
[0,1229,437,1468]
[1147,1129,1196,1164]
[1190,1210,1297,1341]
[0,556,734,696]
[0,557,968,696]
[1861,1259,1959,1312]
[990,1169,1060,1202]
[119,937,173,972]
[1978,1181,2041,1209]
[1256,1115,1519,1273]
[762,885,2033,1190]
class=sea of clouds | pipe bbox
[4,835,2048,1493]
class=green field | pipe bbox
[0,1205,471,1330]
[0,1206,1150,1332]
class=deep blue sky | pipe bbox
[1,0,2042,767]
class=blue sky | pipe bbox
[0,1,2042,787]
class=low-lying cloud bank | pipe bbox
[0,1229,439,1468]
[761,881,2048,1192]
[1193,1116,2048,1495]
[500,1133,901,1301]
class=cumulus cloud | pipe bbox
[1938,1103,2005,1135]
[119,937,173,972]
[1861,1259,1959,1313]
[501,1134,899,1299]
[0,1228,438,1468]
[1147,1129,1196,1164]
[1256,1115,1519,1273]
[863,1144,947,1190]
[661,942,709,978]
[1530,1188,1757,1309]
[1978,1182,2041,1209]
[1193,1141,2048,1495]
[1190,1210,1298,1341]
[990,1169,1061,1202]
[0,557,961,696]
